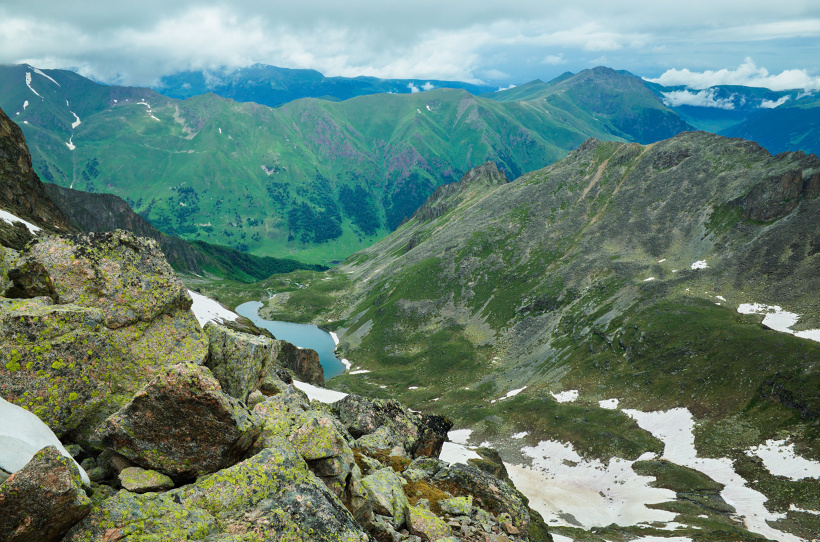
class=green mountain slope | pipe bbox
[487,67,694,144]
[155,63,495,106]
[42,183,326,282]
[258,132,820,539]
[1,64,693,264]
[721,94,820,157]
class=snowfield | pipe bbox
[187,290,239,327]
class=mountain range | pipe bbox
[154,63,495,106]
[0,63,690,264]
[256,132,820,541]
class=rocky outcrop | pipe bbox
[95,363,262,481]
[64,442,372,542]
[0,105,73,249]
[730,167,820,221]
[0,446,91,542]
[0,231,207,441]
[278,340,325,386]
[333,394,452,459]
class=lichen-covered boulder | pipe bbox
[0,446,91,542]
[204,322,280,401]
[333,394,452,459]
[433,463,530,532]
[118,467,174,494]
[439,495,473,516]
[96,363,262,480]
[407,505,451,540]
[361,467,410,528]
[0,299,207,441]
[278,341,325,386]
[7,230,192,329]
[65,440,372,542]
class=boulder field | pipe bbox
[0,230,552,542]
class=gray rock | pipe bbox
[204,322,280,401]
[278,340,325,386]
[118,466,174,493]
[0,446,91,542]
[362,467,410,528]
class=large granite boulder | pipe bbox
[0,298,207,441]
[0,446,91,542]
[64,440,372,542]
[332,394,452,459]
[6,230,191,329]
[204,322,280,401]
[95,363,262,480]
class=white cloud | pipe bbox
[646,58,820,91]
[422,82,434,90]
[407,82,420,93]
[541,54,566,65]
[759,95,790,108]
[660,89,735,110]
[498,84,517,91]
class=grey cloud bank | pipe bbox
[1,1,820,89]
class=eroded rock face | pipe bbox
[7,230,192,329]
[278,340,325,386]
[0,446,91,542]
[95,363,262,480]
[333,394,452,459]
[204,322,280,401]
[731,168,820,222]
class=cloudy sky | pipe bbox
[2,1,820,90]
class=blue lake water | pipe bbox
[235,301,345,379]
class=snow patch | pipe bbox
[440,441,481,464]
[658,259,666,263]
[0,209,41,233]
[737,303,820,343]
[491,386,527,403]
[690,260,708,270]
[340,358,352,371]
[70,111,81,129]
[348,370,371,375]
[426,105,432,111]
[24,72,41,97]
[32,67,59,86]
[643,277,655,282]
[511,431,529,439]
[1,396,89,485]
[219,128,222,134]
[448,429,473,445]
[330,331,339,346]
[187,290,238,327]
[408,386,418,390]
[23,100,29,110]
[293,380,347,403]
[790,504,820,515]
[747,439,820,480]
[625,407,801,542]
[599,398,619,410]
[550,390,578,403]
[506,440,674,529]
[65,137,75,151]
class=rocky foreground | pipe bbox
[0,230,551,542]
